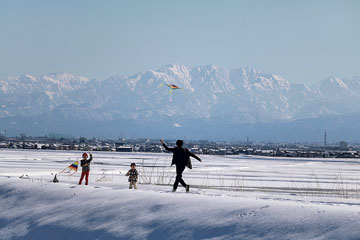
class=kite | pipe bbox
[51,160,79,182]
[159,83,183,94]
[58,161,79,176]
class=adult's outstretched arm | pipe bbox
[189,151,202,162]
[160,139,175,152]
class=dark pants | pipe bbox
[79,171,89,185]
[173,165,186,190]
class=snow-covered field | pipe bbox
[1,149,360,240]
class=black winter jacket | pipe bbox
[162,144,201,168]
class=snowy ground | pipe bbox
[1,149,360,239]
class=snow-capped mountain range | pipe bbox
[1,64,359,140]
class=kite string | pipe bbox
[58,160,79,176]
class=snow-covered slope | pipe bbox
[0,73,91,118]
[1,150,360,240]
[305,76,360,117]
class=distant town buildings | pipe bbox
[0,134,359,159]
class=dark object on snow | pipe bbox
[162,141,201,168]
[52,174,59,183]
[161,139,201,191]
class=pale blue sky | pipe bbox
[1,0,359,84]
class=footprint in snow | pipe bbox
[238,206,269,220]
[317,209,325,214]
[238,210,257,219]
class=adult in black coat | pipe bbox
[160,139,202,192]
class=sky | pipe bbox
[0,0,359,85]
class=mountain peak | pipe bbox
[321,76,348,90]
[157,64,191,83]
[24,74,36,80]
[161,63,188,72]
[204,64,220,70]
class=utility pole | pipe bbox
[324,131,327,147]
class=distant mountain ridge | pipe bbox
[1,64,359,141]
